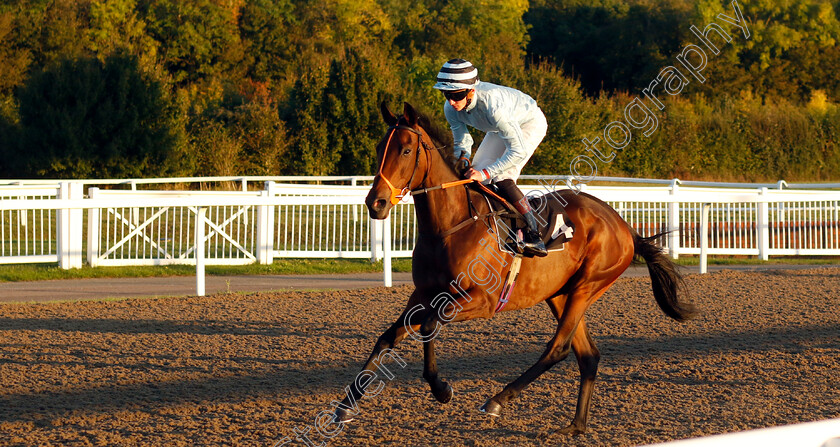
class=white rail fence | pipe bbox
[3,180,840,279]
[4,174,840,190]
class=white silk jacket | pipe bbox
[443,81,544,179]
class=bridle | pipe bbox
[375,122,506,238]
[376,123,473,205]
[376,124,432,205]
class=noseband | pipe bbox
[377,124,432,205]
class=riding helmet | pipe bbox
[433,59,480,91]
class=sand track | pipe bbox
[1,268,838,446]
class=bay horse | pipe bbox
[334,102,694,436]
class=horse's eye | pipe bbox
[402,147,412,156]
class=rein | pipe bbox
[377,123,500,237]
[409,179,473,196]
[378,123,471,205]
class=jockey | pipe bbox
[433,58,548,257]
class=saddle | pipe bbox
[471,183,575,256]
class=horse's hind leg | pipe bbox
[558,317,600,436]
[479,294,579,416]
[480,282,611,424]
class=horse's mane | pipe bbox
[409,108,458,172]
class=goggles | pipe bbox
[443,89,470,101]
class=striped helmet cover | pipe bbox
[433,59,480,91]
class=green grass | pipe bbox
[0,258,413,282]
[0,255,836,283]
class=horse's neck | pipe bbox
[413,152,478,236]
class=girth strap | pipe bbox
[439,210,503,238]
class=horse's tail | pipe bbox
[633,231,696,322]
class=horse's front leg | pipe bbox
[420,313,453,403]
[332,301,425,423]
[418,287,496,404]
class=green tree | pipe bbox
[190,81,291,176]
[291,0,392,55]
[692,0,840,100]
[516,63,605,175]
[525,0,692,96]
[14,54,187,178]
[138,0,245,85]
[325,48,395,175]
[7,0,93,66]
[0,11,29,162]
[283,66,333,175]
[234,99,291,175]
[281,47,397,176]
[87,0,158,68]
[0,12,32,98]
[238,0,296,83]
[380,0,529,74]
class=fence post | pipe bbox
[57,181,84,269]
[700,202,711,274]
[196,206,207,296]
[352,177,360,222]
[130,180,139,229]
[669,180,680,259]
[370,217,384,262]
[256,181,276,264]
[383,215,392,287]
[758,187,770,261]
[87,187,101,267]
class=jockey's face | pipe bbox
[443,89,471,111]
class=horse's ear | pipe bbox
[380,101,398,126]
[403,102,418,126]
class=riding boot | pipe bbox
[494,179,548,257]
[522,210,548,257]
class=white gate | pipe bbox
[87,189,264,267]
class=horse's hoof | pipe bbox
[478,399,502,417]
[332,408,355,424]
[557,424,585,436]
[434,382,454,404]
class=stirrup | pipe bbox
[522,241,548,257]
[521,231,548,257]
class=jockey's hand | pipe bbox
[463,168,484,181]
[455,157,470,176]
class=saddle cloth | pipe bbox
[481,188,575,254]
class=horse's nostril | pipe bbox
[374,199,387,210]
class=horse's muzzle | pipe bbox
[365,189,391,220]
